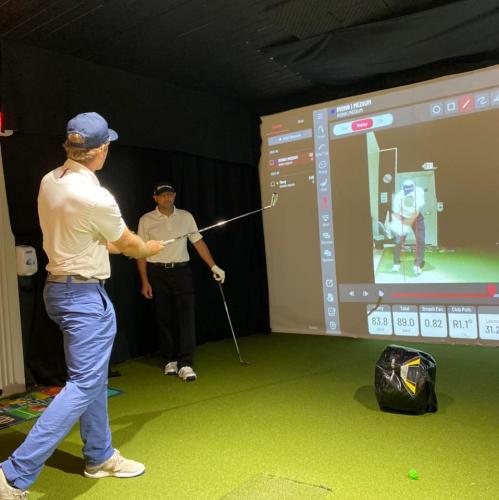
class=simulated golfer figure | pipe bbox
[391,179,426,275]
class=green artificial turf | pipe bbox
[1,333,499,499]
[376,247,499,283]
[222,473,332,498]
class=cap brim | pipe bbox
[108,129,118,142]
[155,189,176,195]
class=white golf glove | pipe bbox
[211,265,225,283]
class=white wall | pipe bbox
[0,144,25,396]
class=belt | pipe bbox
[46,274,106,285]
[149,261,190,269]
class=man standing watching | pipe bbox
[0,112,164,499]
[137,182,225,382]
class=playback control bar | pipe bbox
[339,283,499,305]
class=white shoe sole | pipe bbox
[84,466,145,479]
[178,367,197,381]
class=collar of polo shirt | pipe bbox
[155,206,177,217]
[62,159,100,185]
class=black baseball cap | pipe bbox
[154,182,176,195]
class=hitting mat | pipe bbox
[0,386,123,430]
[221,474,333,499]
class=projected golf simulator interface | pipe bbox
[259,64,499,345]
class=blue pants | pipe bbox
[1,280,116,490]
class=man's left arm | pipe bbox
[192,239,225,283]
[406,189,425,225]
[99,238,121,254]
[405,187,425,226]
[416,188,425,215]
[107,241,121,254]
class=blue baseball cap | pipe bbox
[66,112,118,148]
[403,179,415,195]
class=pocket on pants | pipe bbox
[96,286,110,313]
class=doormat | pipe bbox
[220,473,333,499]
[0,386,123,430]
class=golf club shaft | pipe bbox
[162,193,278,245]
[218,282,246,363]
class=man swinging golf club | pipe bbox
[391,179,426,275]
[136,182,225,381]
[0,112,164,499]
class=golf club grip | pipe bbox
[218,281,227,302]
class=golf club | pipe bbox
[217,282,250,365]
[162,192,279,245]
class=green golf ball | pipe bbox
[408,469,419,480]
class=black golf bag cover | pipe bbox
[374,344,438,414]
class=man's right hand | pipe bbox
[141,282,153,299]
[146,240,164,257]
[112,228,164,259]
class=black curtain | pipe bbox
[261,0,499,87]
[2,132,269,385]
[0,41,256,166]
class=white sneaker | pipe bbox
[0,467,28,499]
[413,265,422,275]
[164,361,178,375]
[178,366,197,381]
[392,264,400,272]
[84,449,145,479]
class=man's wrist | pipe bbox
[142,240,152,259]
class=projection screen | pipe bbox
[259,64,499,346]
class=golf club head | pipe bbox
[270,192,279,207]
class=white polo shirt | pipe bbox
[137,207,202,263]
[38,159,126,279]
[392,186,425,218]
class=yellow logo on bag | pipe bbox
[400,356,421,395]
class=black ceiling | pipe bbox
[0,0,488,110]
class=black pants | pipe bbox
[147,263,196,368]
